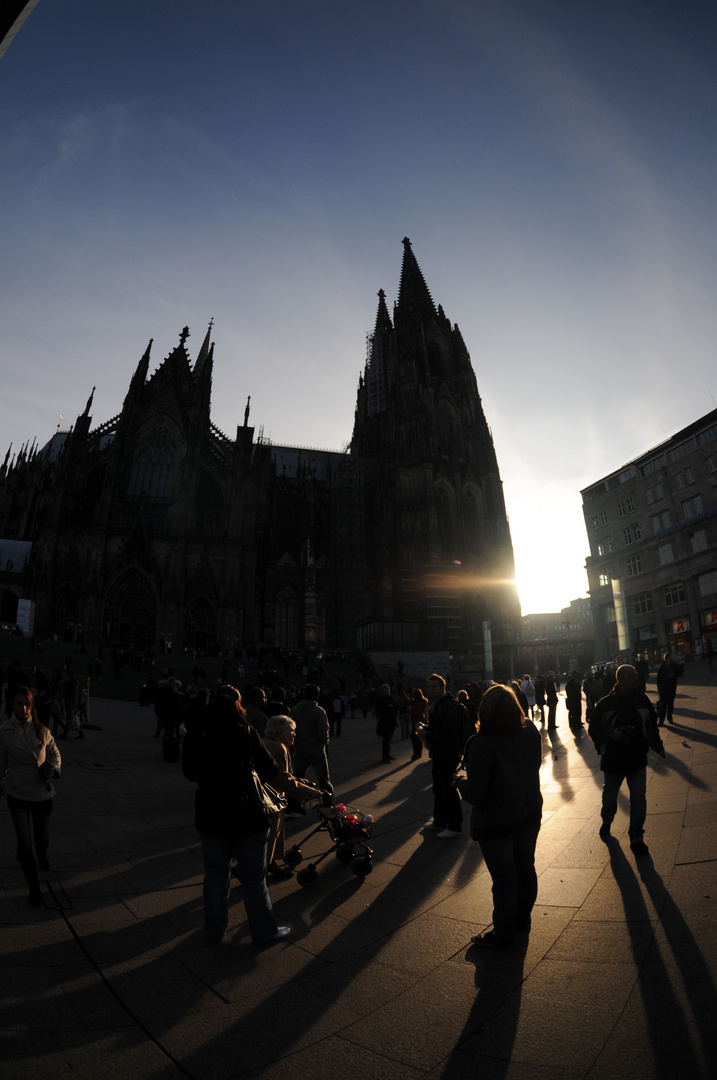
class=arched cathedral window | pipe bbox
[127,425,177,502]
[275,587,300,649]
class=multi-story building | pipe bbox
[520,597,594,674]
[582,410,717,663]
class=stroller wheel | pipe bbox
[284,846,303,867]
[297,865,319,887]
[350,856,373,877]
[335,845,354,863]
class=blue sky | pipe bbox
[2,0,717,614]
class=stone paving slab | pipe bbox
[1,674,716,1079]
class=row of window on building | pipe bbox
[592,490,710,538]
[600,570,717,624]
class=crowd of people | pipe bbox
[0,648,686,950]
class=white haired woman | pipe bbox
[263,714,317,877]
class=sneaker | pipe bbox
[630,840,650,857]
[599,823,611,838]
[436,828,462,839]
[422,822,443,831]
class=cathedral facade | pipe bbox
[0,240,520,675]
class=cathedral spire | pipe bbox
[132,339,152,388]
[396,237,435,317]
[374,289,393,334]
[190,339,214,417]
[194,317,214,378]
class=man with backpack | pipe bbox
[588,664,664,857]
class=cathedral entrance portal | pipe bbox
[104,569,157,650]
[185,598,217,654]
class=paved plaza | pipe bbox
[1,674,716,1079]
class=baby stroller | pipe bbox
[284,795,374,887]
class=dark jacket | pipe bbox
[426,693,471,764]
[588,686,663,774]
[375,694,398,737]
[290,699,329,752]
[182,704,278,836]
[458,722,543,840]
[656,660,682,695]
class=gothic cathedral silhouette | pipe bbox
[0,240,520,676]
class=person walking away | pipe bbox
[533,674,546,724]
[565,671,582,728]
[588,664,665,857]
[329,692,344,738]
[545,673,558,729]
[520,675,536,720]
[181,685,290,944]
[457,684,542,947]
[656,652,682,724]
[0,687,61,906]
[290,684,333,796]
[374,684,398,762]
[397,687,412,741]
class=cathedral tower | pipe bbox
[352,238,519,671]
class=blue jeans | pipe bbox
[601,768,647,840]
[479,820,541,945]
[199,827,278,943]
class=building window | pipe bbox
[591,510,608,528]
[598,572,610,587]
[623,523,641,545]
[632,592,653,615]
[597,537,613,556]
[707,455,717,474]
[604,605,616,623]
[691,530,708,553]
[658,543,674,565]
[640,457,664,478]
[664,582,685,606]
[645,482,664,504]
[697,423,717,447]
[651,510,671,533]
[618,498,635,517]
[626,555,643,576]
[675,467,695,489]
[698,570,717,597]
[668,438,695,462]
[618,468,635,484]
[127,425,177,502]
[683,495,704,519]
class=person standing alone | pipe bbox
[588,664,664,857]
[422,674,472,839]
